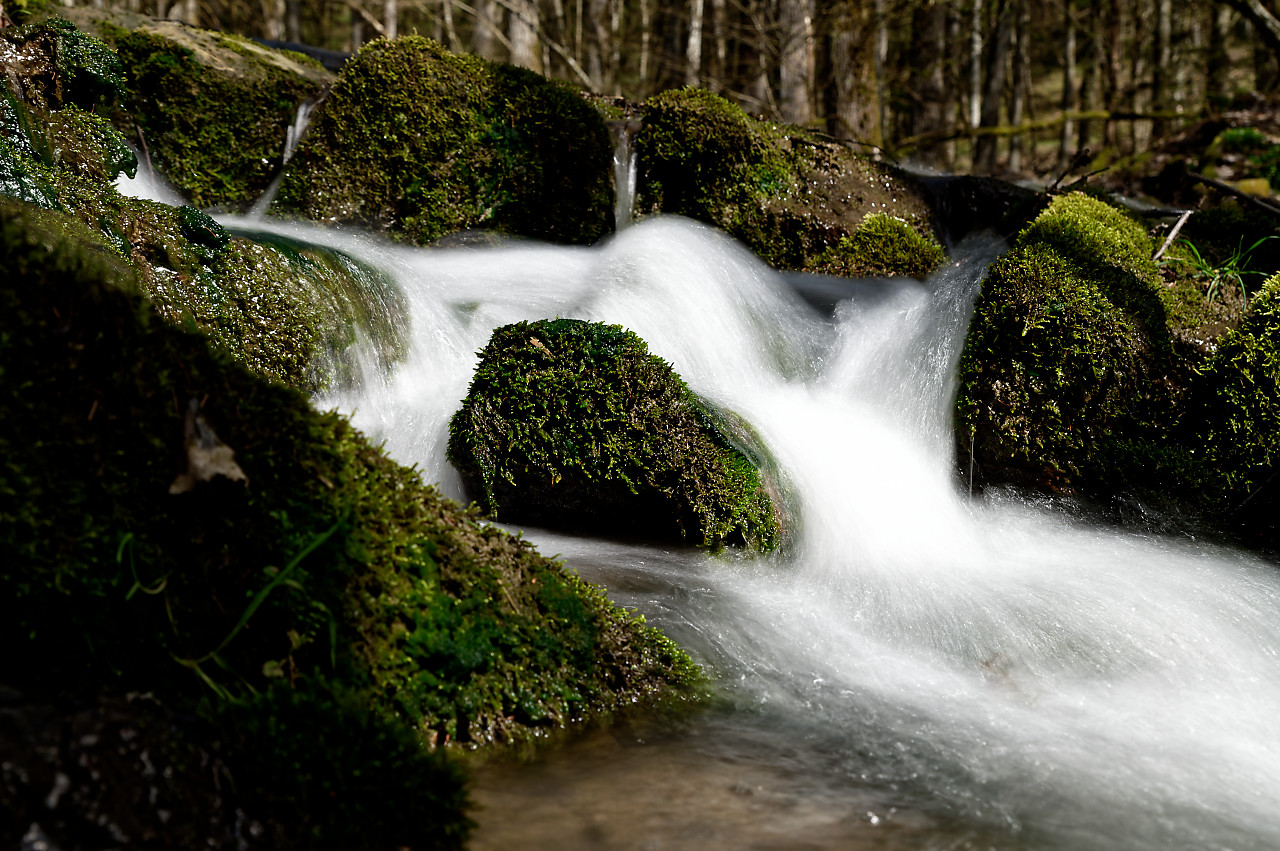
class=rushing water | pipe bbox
[206,214,1280,849]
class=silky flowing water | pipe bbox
[206,214,1280,850]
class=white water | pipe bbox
[114,144,187,206]
[221,215,1280,848]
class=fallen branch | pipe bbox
[1188,172,1280,221]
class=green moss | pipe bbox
[1189,272,1280,501]
[956,192,1175,492]
[102,23,329,209]
[46,104,136,183]
[634,87,939,272]
[447,318,781,552]
[808,212,945,278]
[0,17,125,112]
[0,196,701,753]
[277,36,613,245]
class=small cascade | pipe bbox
[114,143,187,206]
[248,96,319,220]
[611,119,639,230]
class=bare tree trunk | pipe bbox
[973,0,1012,173]
[1151,0,1171,136]
[586,0,611,91]
[1008,0,1031,172]
[1059,0,1078,168]
[710,0,727,91]
[384,0,397,38]
[442,0,460,50]
[874,0,888,144]
[284,0,300,41]
[508,0,541,70]
[1222,0,1280,61]
[686,0,705,86]
[1207,4,1231,103]
[969,0,983,128]
[639,0,652,89]
[473,0,502,60]
[779,0,816,123]
[1129,0,1148,153]
[263,0,285,39]
[832,0,881,145]
[910,0,949,168]
[1077,0,1102,150]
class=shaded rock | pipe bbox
[633,86,940,274]
[955,192,1176,493]
[448,318,782,551]
[276,36,613,245]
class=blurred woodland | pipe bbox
[24,0,1280,177]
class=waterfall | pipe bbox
[612,120,639,230]
[114,143,187,206]
[216,214,1280,849]
[247,97,318,220]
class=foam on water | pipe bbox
[221,214,1280,849]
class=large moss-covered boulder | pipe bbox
[634,87,942,275]
[955,192,1177,493]
[56,7,333,211]
[0,198,700,843]
[276,36,613,245]
[448,319,782,551]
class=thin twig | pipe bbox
[1153,209,1193,261]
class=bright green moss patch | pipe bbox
[448,318,781,552]
[956,192,1175,492]
[276,36,612,245]
[808,212,945,278]
[634,87,939,272]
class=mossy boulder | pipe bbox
[448,318,782,551]
[956,192,1177,493]
[59,6,333,211]
[634,87,940,274]
[1187,273,1280,522]
[276,36,613,245]
[0,22,397,390]
[0,197,702,841]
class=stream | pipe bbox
[179,210,1280,849]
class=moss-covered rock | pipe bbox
[633,87,939,273]
[0,196,701,843]
[808,212,946,279]
[955,192,1177,493]
[59,6,333,211]
[448,318,781,551]
[0,23,399,391]
[276,36,613,245]
[1188,272,1280,508]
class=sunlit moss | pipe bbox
[808,212,945,279]
[276,36,613,245]
[448,318,781,552]
[955,192,1174,492]
[634,86,939,273]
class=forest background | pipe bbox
[25,0,1280,180]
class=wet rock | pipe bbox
[448,318,782,551]
[60,6,334,211]
[276,36,613,245]
[633,86,940,274]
